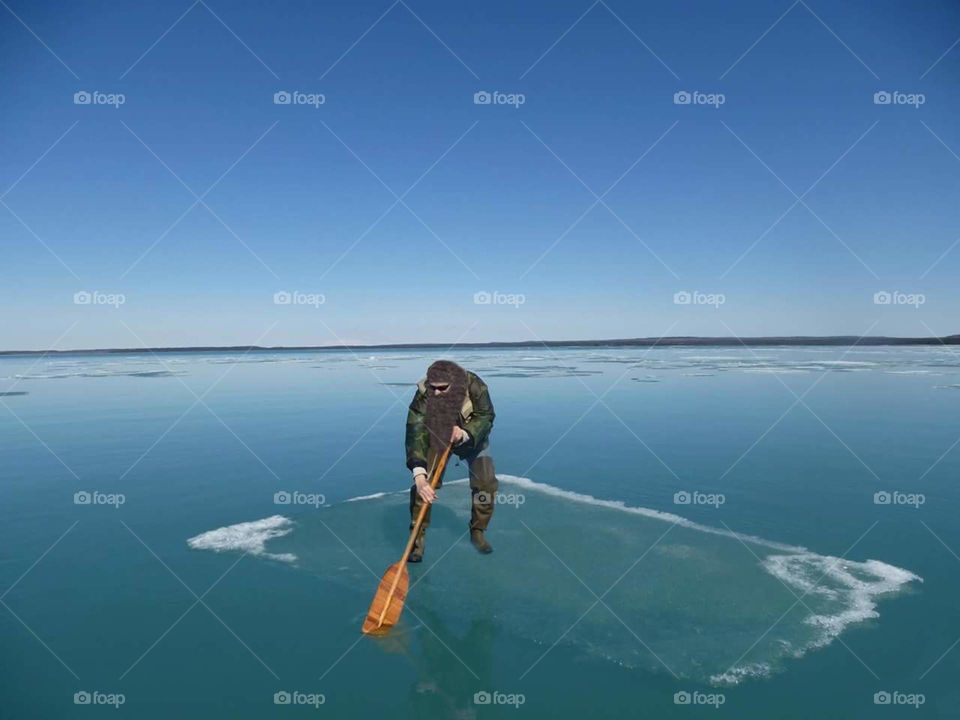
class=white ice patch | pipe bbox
[187,515,296,562]
[710,662,772,685]
[740,367,809,374]
[762,553,921,650]
[681,355,775,362]
[494,475,805,553]
[345,491,396,502]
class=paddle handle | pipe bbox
[401,443,452,562]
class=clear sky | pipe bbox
[1,0,958,350]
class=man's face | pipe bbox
[428,382,450,396]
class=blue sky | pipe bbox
[1,0,959,350]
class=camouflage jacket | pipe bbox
[405,371,495,471]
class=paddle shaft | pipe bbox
[375,443,452,628]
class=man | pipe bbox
[405,359,496,562]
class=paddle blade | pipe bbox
[362,562,409,635]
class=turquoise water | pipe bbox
[1,347,958,717]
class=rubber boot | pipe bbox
[408,483,432,562]
[409,530,426,563]
[470,528,493,554]
[469,455,497,554]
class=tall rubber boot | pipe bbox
[409,483,432,562]
[469,455,497,554]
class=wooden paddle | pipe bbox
[361,443,453,635]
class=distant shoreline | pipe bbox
[2,335,958,357]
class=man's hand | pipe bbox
[415,474,436,504]
[450,426,468,445]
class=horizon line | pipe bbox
[2,333,959,356]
